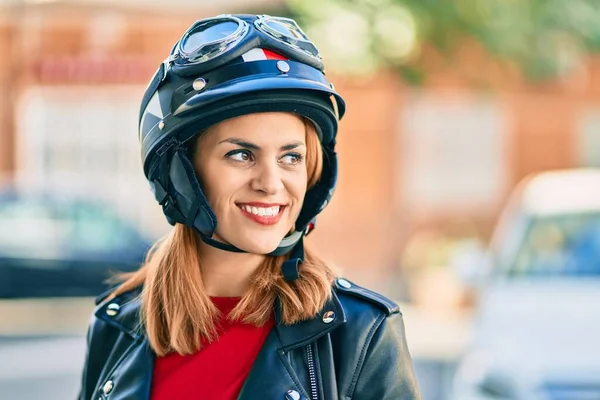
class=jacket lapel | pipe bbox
[238,290,347,400]
[237,329,309,400]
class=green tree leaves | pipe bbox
[287,0,600,81]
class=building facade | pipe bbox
[1,3,600,284]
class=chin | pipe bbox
[232,233,286,255]
[238,240,281,255]
[217,223,292,255]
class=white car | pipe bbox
[452,169,600,399]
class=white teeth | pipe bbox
[240,205,281,217]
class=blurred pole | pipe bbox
[0,3,17,182]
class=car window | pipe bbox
[491,205,530,274]
[0,199,67,259]
[58,201,141,254]
[0,196,143,259]
[510,212,600,277]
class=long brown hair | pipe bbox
[110,117,336,356]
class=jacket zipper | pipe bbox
[306,343,318,400]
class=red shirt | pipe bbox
[150,297,274,400]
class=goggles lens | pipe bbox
[264,19,309,41]
[181,21,239,53]
[256,16,321,60]
[179,18,245,62]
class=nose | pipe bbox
[251,160,285,195]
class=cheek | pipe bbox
[290,171,309,207]
[203,173,233,209]
[196,161,230,209]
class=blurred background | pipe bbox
[1,0,600,399]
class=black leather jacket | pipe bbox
[78,278,422,400]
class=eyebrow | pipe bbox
[218,138,306,151]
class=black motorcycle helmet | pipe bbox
[138,14,346,280]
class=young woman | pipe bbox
[78,14,421,400]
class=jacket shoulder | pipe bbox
[94,285,142,305]
[333,278,400,316]
[94,285,144,337]
[94,287,116,305]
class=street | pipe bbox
[0,335,85,399]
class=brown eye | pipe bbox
[226,150,253,162]
[280,153,304,165]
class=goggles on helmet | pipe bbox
[166,14,323,77]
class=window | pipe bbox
[15,86,169,238]
[400,91,509,213]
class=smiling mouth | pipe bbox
[237,204,284,217]
[237,204,286,226]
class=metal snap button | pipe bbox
[102,380,114,395]
[322,311,335,324]
[192,78,207,91]
[337,278,352,289]
[105,303,120,317]
[285,389,301,400]
[319,199,328,210]
[277,60,290,73]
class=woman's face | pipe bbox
[194,112,308,254]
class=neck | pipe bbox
[198,240,266,297]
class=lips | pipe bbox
[237,203,286,226]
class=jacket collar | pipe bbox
[274,288,346,351]
[95,286,347,350]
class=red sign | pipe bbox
[31,55,157,84]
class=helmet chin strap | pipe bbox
[199,233,246,253]
[198,230,305,281]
